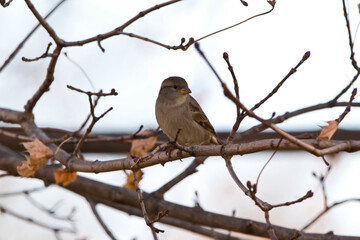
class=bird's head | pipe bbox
[158,76,192,104]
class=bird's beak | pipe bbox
[178,87,191,95]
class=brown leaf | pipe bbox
[54,168,77,186]
[17,138,53,177]
[318,121,338,141]
[123,170,143,190]
[130,129,157,157]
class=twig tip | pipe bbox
[240,0,248,7]
[303,51,311,60]
[223,52,229,60]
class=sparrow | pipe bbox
[155,76,222,145]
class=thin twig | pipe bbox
[24,45,63,113]
[87,197,117,240]
[24,0,65,45]
[22,42,54,62]
[63,53,96,92]
[0,128,34,141]
[195,1,275,42]
[236,101,360,141]
[271,190,313,208]
[133,169,163,237]
[24,193,76,223]
[195,42,335,159]
[299,166,358,231]
[153,156,208,197]
[331,72,359,102]
[67,85,117,97]
[67,86,117,157]
[302,197,360,231]
[255,138,283,187]
[336,88,357,123]
[223,52,241,144]
[121,32,194,50]
[0,0,66,72]
[0,187,45,197]
[73,105,113,157]
[250,51,311,113]
[0,205,76,234]
[342,0,358,69]
[0,0,13,7]
[61,0,181,49]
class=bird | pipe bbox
[155,76,223,145]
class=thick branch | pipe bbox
[18,119,360,173]
[0,155,359,240]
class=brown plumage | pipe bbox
[155,76,222,145]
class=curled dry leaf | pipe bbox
[318,120,339,141]
[123,129,157,189]
[123,170,143,190]
[17,138,53,177]
[130,129,157,157]
[54,168,77,186]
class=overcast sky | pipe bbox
[0,1,360,239]
[0,0,359,133]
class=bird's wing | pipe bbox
[188,96,217,135]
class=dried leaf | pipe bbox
[130,129,157,157]
[123,170,143,190]
[17,159,35,177]
[54,168,77,186]
[17,138,53,177]
[318,121,338,141]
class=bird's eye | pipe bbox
[173,85,178,89]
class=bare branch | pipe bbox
[255,138,283,187]
[223,52,241,144]
[236,101,360,141]
[342,0,358,69]
[0,0,66,72]
[116,0,181,32]
[195,42,344,160]
[331,72,359,102]
[66,86,117,157]
[0,0,13,7]
[133,169,164,236]
[87,198,117,240]
[250,51,311,113]
[22,42,54,62]
[1,155,360,240]
[336,88,357,123]
[61,0,182,49]
[0,128,33,141]
[0,205,76,235]
[23,0,64,45]
[24,45,63,113]
[0,187,45,197]
[195,1,275,42]
[0,108,26,124]
[63,53,96,92]
[153,156,207,197]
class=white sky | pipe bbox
[0,0,360,239]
